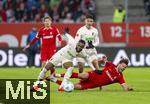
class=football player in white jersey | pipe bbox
[31,32,88,91]
[75,14,100,73]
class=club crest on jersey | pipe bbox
[50,32,53,35]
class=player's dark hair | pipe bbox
[79,39,86,45]
[85,14,94,20]
[119,58,129,65]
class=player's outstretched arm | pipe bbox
[23,37,38,52]
[121,83,133,91]
[93,30,100,47]
[63,33,75,45]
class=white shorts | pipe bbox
[76,48,98,70]
[48,52,72,66]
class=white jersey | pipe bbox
[75,26,99,47]
[59,33,87,60]
[75,26,99,70]
[49,33,87,66]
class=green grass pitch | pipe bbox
[0,67,150,104]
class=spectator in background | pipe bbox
[62,13,74,23]
[6,6,15,23]
[0,5,7,22]
[50,0,61,8]
[81,0,96,20]
[59,3,70,19]
[34,13,41,22]
[113,4,126,23]
[143,0,150,15]
[26,27,40,68]
[49,4,60,22]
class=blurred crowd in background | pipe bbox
[0,0,96,23]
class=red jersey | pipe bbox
[28,26,62,61]
[80,62,125,89]
[99,62,125,86]
[36,26,61,51]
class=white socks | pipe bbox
[59,67,73,88]
[38,67,47,80]
[49,75,57,82]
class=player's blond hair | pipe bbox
[43,16,52,21]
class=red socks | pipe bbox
[56,80,62,85]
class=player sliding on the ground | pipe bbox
[32,33,102,91]
[51,58,133,91]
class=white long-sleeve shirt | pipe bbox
[58,33,88,60]
[75,26,99,47]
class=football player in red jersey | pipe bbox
[23,16,62,73]
[52,58,133,91]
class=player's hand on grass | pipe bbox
[86,41,94,49]
[128,87,134,91]
[99,86,103,91]
[94,69,102,74]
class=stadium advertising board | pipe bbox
[0,23,83,47]
[0,23,150,47]
[0,48,150,67]
[100,22,150,47]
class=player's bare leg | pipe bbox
[78,62,84,73]
[42,61,46,68]
[58,62,73,91]
[42,60,55,77]
[92,59,101,70]
[31,62,55,92]
[38,62,55,80]
[42,61,55,80]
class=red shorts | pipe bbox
[79,71,102,89]
[40,50,56,61]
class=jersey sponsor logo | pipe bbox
[105,70,117,81]
[83,35,94,42]
[43,36,53,39]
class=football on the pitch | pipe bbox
[63,81,74,92]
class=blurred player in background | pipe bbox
[52,58,133,91]
[26,27,40,68]
[75,14,100,73]
[23,16,62,74]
